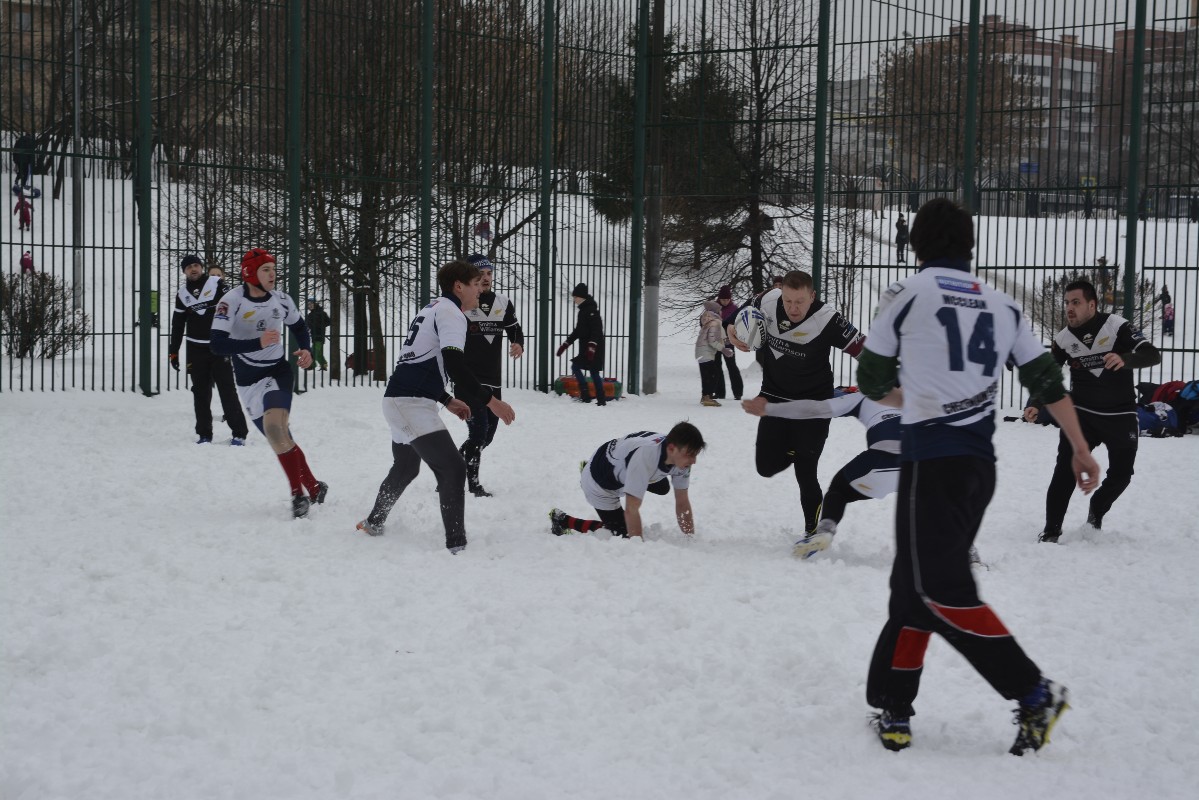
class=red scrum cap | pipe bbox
[240,248,276,286]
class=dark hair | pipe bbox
[781,270,814,291]
[1064,280,1098,304]
[437,259,481,296]
[909,198,974,262]
[665,421,706,454]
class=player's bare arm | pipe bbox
[623,494,644,539]
[674,488,694,535]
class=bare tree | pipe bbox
[653,0,820,301]
[1143,38,1199,190]
[876,34,1043,179]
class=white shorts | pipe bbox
[580,457,624,511]
[382,396,446,445]
[237,374,287,421]
[841,449,901,499]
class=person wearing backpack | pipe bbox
[1035,280,1161,542]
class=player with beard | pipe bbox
[456,253,524,497]
[1036,279,1160,542]
[169,253,249,445]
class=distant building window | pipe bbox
[14,11,32,31]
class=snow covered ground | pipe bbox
[3,321,1197,799]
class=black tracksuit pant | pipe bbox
[1045,410,1137,531]
[755,415,830,532]
[366,430,468,550]
[460,388,501,488]
[866,457,1041,717]
[188,344,248,440]
[714,350,743,400]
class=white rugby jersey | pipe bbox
[211,286,306,383]
[767,391,902,453]
[866,264,1046,460]
[385,295,469,400]
[588,431,691,499]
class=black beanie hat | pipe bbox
[180,254,204,271]
[571,283,589,298]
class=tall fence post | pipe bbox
[1122,0,1148,320]
[136,0,153,395]
[811,0,832,289]
[641,0,665,396]
[962,0,982,212]
[286,0,302,307]
[71,0,84,313]
[419,0,435,306]
[536,0,557,393]
[628,0,649,396]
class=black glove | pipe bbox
[585,343,597,362]
[555,342,569,357]
[168,352,180,372]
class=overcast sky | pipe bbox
[631,0,1197,78]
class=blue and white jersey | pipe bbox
[865,263,1046,460]
[766,391,902,454]
[211,286,306,385]
[588,431,691,499]
[385,295,468,401]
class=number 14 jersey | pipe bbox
[865,265,1046,461]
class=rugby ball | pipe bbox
[734,307,766,350]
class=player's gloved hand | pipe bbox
[585,343,597,362]
[168,352,180,372]
[723,345,735,358]
[555,342,569,357]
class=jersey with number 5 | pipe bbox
[866,266,1045,459]
[384,296,468,400]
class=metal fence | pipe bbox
[2,0,1196,398]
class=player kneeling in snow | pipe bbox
[550,422,705,539]
[210,248,328,518]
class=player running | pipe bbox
[356,259,515,553]
[742,388,900,558]
[210,248,327,518]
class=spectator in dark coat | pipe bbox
[894,214,909,264]
[13,133,35,190]
[714,284,744,400]
[556,283,607,405]
[305,298,330,370]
